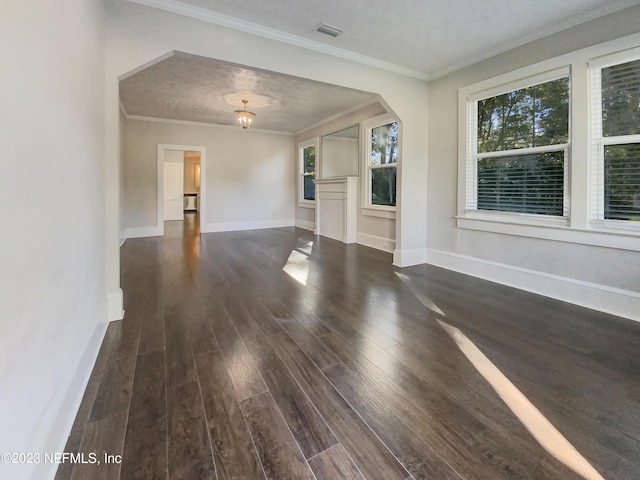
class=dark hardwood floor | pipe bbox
[56,212,640,480]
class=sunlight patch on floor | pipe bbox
[438,320,605,480]
[394,272,446,316]
[282,240,314,286]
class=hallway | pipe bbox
[57,220,640,480]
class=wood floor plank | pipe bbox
[104,221,640,480]
[308,444,365,480]
[241,392,316,479]
[195,350,265,480]
[243,296,283,336]
[207,300,268,402]
[70,412,127,480]
[243,332,338,459]
[188,321,219,356]
[166,381,216,480]
[321,330,584,480]
[322,363,463,480]
[120,351,167,480]
[278,319,340,370]
[138,303,164,355]
[89,355,136,423]
[267,330,410,480]
[164,310,197,389]
[70,372,102,435]
[53,429,83,480]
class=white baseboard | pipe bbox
[203,218,295,233]
[356,232,395,253]
[426,248,640,322]
[29,308,108,480]
[393,247,428,267]
[124,226,163,239]
[295,219,315,231]
[107,289,124,322]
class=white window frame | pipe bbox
[462,66,571,225]
[362,114,400,216]
[298,139,317,207]
[456,33,640,252]
[589,46,640,234]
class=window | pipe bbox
[300,144,316,201]
[457,39,640,250]
[591,53,640,226]
[467,70,570,218]
[368,121,398,207]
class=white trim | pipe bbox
[118,50,175,81]
[588,45,640,69]
[295,98,384,136]
[32,315,109,480]
[203,218,295,233]
[589,48,640,227]
[157,144,207,237]
[298,139,318,203]
[393,247,428,267]
[119,230,127,247]
[456,32,640,246]
[461,70,570,217]
[468,66,570,102]
[360,207,396,219]
[426,248,640,322]
[356,232,395,253]
[124,226,163,239]
[107,289,125,322]
[124,0,429,80]
[295,219,315,231]
[457,216,640,252]
[362,114,401,211]
[127,115,294,136]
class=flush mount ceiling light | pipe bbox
[234,99,256,129]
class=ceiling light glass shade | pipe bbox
[234,99,256,129]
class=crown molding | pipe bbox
[125,0,430,81]
[125,114,295,136]
[295,98,385,136]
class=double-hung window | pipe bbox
[368,120,399,207]
[300,143,316,202]
[465,69,570,220]
[590,51,640,228]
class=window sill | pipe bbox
[456,214,640,252]
[361,207,396,219]
[298,201,316,209]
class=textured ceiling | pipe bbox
[119,53,377,132]
[137,0,640,77]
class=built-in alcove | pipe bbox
[315,125,359,243]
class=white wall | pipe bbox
[119,107,127,244]
[123,118,296,232]
[0,1,107,479]
[104,0,430,302]
[427,6,640,318]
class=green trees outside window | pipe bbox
[601,59,640,222]
[475,77,569,215]
[302,145,315,201]
[370,122,398,206]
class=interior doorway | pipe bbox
[157,144,206,235]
